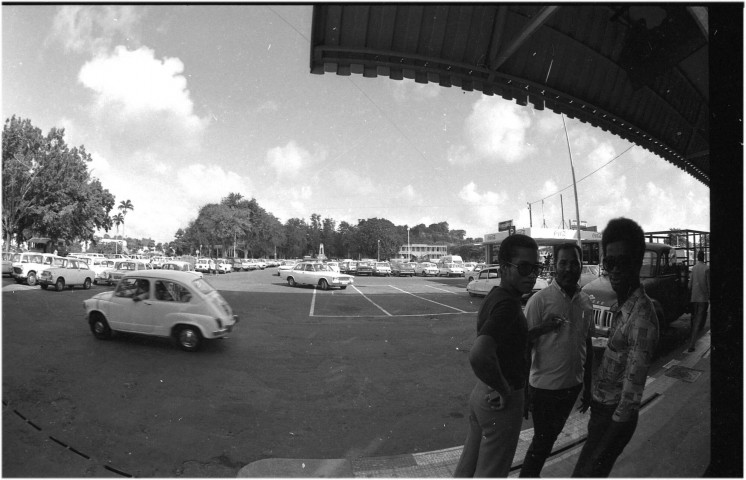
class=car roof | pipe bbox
[121,270,198,281]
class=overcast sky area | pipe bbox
[3,5,710,244]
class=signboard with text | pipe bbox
[498,220,513,232]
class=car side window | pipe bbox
[155,280,185,302]
[115,278,139,298]
[640,251,657,277]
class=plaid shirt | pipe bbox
[592,284,659,422]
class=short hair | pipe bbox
[601,217,646,262]
[697,250,705,261]
[498,234,538,265]
[553,242,583,264]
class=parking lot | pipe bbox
[2,268,697,477]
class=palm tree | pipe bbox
[118,199,134,238]
[112,213,124,238]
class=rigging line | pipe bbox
[528,144,635,205]
[266,6,309,43]
[348,78,433,164]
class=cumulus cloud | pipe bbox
[176,163,252,204]
[49,5,142,55]
[391,80,441,102]
[266,141,314,177]
[465,97,535,163]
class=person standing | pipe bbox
[572,217,659,477]
[688,250,710,352]
[454,234,542,477]
[519,243,595,477]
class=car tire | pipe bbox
[26,272,37,286]
[319,279,329,291]
[340,286,347,290]
[175,326,202,352]
[83,278,92,290]
[55,277,65,292]
[287,277,296,287]
[468,292,477,297]
[40,284,48,290]
[90,314,112,340]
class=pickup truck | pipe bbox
[582,243,690,348]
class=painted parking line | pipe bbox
[387,285,470,313]
[351,285,392,316]
[424,284,460,294]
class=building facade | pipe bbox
[396,243,448,262]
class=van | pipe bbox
[438,255,464,265]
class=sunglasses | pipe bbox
[506,261,544,276]
[602,255,635,272]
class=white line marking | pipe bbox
[351,285,392,316]
[310,287,317,316]
[310,311,476,318]
[425,284,459,294]
[388,285,468,313]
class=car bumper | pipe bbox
[212,315,239,337]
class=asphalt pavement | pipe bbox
[238,326,712,478]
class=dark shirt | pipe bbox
[476,286,529,389]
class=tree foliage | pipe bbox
[2,116,115,249]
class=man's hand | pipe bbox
[485,389,511,411]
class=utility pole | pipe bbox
[560,194,565,229]
[527,202,533,228]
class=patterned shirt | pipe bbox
[593,284,659,422]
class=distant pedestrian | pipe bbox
[454,234,542,477]
[572,217,659,477]
[688,250,710,352]
[519,242,595,477]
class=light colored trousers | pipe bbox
[454,381,525,477]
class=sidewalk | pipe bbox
[238,331,711,477]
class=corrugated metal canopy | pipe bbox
[310,4,709,186]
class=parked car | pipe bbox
[340,260,357,275]
[276,259,298,276]
[104,260,152,286]
[355,260,374,276]
[162,260,203,279]
[326,261,341,272]
[462,262,478,273]
[149,256,167,269]
[579,264,601,288]
[39,257,96,291]
[284,261,354,290]
[373,261,392,276]
[583,243,690,347]
[2,252,14,276]
[466,265,548,302]
[89,258,116,285]
[215,258,232,274]
[414,262,439,276]
[437,262,465,277]
[106,254,129,260]
[466,264,497,283]
[391,262,416,277]
[83,270,239,352]
[11,252,60,286]
[195,258,216,274]
[249,259,266,270]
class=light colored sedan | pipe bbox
[438,262,465,277]
[466,265,549,300]
[276,259,298,276]
[39,257,96,291]
[2,252,13,276]
[285,261,354,290]
[162,260,203,279]
[373,262,392,276]
[104,260,152,286]
[83,270,239,352]
[414,262,439,276]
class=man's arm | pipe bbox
[469,335,512,395]
[578,336,594,413]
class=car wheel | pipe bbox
[90,314,112,340]
[83,278,92,290]
[175,326,202,352]
[55,277,65,291]
[340,286,347,290]
[319,279,329,290]
[26,272,37,286]
[287,276,296,287]
[40,284,48,290]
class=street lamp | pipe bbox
[377,239,380,261]
[407,227,410,262]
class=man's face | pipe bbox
[502,246,541,294]
[554,247,581,290]
[603,240,641,297]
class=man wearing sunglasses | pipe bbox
[455,233,541,477]
[572,217,659,477]
[519,242,595,477]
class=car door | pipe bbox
[109,277,155,333]
[66,259,84,285]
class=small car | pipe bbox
[326,261,341,272]
[2,252,14,276]
[195,258,216,274]
[215,258,232,274]
[83,270,239,352]
[149,256,167,269]
[276,259,298,276]
[579,264,600,288]
[391,262,416,277]
[437,262,465,277]
[414,262,439,276]
[89,258,116,285]
[104,260,152,286]
[285,261,354,290]
[466,264,497,283]
[355,260,374,276]
[466,265,548,302]
[11,252,60,286]
[162,260,203,279]
[373,262,392,276]
[340,260,357,275]
[39,257,96,291]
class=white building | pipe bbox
[396,243,448,262]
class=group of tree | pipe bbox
[2,116,116,252]
[167,193,484,261]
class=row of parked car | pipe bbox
[193,257,281,274]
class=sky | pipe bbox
[2,5,710,245]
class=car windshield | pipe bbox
[117,262,136,270]
[192,278,215,295]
